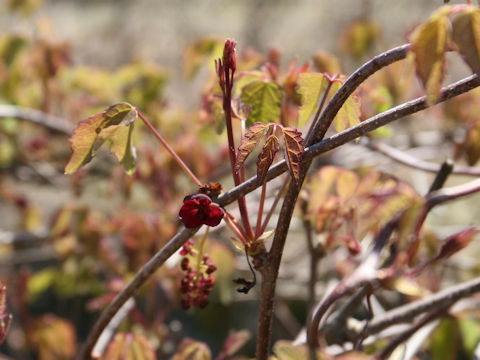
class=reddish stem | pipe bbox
[255,183,267,239]
[137,110,202,187]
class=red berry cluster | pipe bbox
[179,240,217,310]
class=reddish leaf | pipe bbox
[102,332,155,360]
[216,329,250,360]
[409,6,451,104]
[452,8,480,75]
[234,122,269,172]
[282,127,304,183]
[65,102,138,174]
[434,228,479,261]
[257,134,280,184]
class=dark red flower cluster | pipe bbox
[179,240,217,310]
[179,194,224,228]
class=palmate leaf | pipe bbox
[257,134,280,184]
[240,80,282,126]
[234,122,269,172]
[452,7,480,75]
[409,6,451,104]
[282,127,304,183]
[296,72,328,127]
[64,102,138,175]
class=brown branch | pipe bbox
[0,104,73,134]
[76,226,199,360]
[366,140,480,177]
[365,276,480,338]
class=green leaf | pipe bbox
[282,127,304,183]
[182,37,222,80]
[330,81,362,132]
[102,333,156,360]
[64,103,138,175]
[235,122,269,172]
[409,6,451,104]
[296,73,328,127]
[171,338,211,360]
[430,318,460,360]
[452,8,480,75]
[241,80,282,126]
[257,134,279,184]
[459,318,480,358]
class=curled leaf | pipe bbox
[434,228,479,261]
[282,127,305,183]
[409,6,451,104]
[64,102,138,175]
[257,134,280,184]
[235,122,269,172]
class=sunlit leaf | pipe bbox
[257,134,279,184]
[409,6,451,104]
[296,73,328,127]
[64,102,138,174]
[171,338,211,360]
[308,166,341,213]
[282,127,304,183]
[273,340,324,360]
[330,81,362,132]
[241,80,282,126]
[452,8,480,75]
[235,122,269,172]
[463,118,480,165]
[336,170,359,201]
[102,332,155,360]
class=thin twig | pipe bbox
[364,276,480,338]
[365,140,480,177]
[376,305,448,360]
[0,104,73,134]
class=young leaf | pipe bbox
[330,81,362,132]
[296,72,328,127]
[234,122,269,172]
[409,6,451,104]
[452,8,480,75]
[64,102,138,175]
[257,134,280,184]
[282,127,305,183]
[240,80,282,126]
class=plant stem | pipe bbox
[222,63,255,241]
[255,184,267,238]
[137,110,203,187]
[260,178,289,234]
